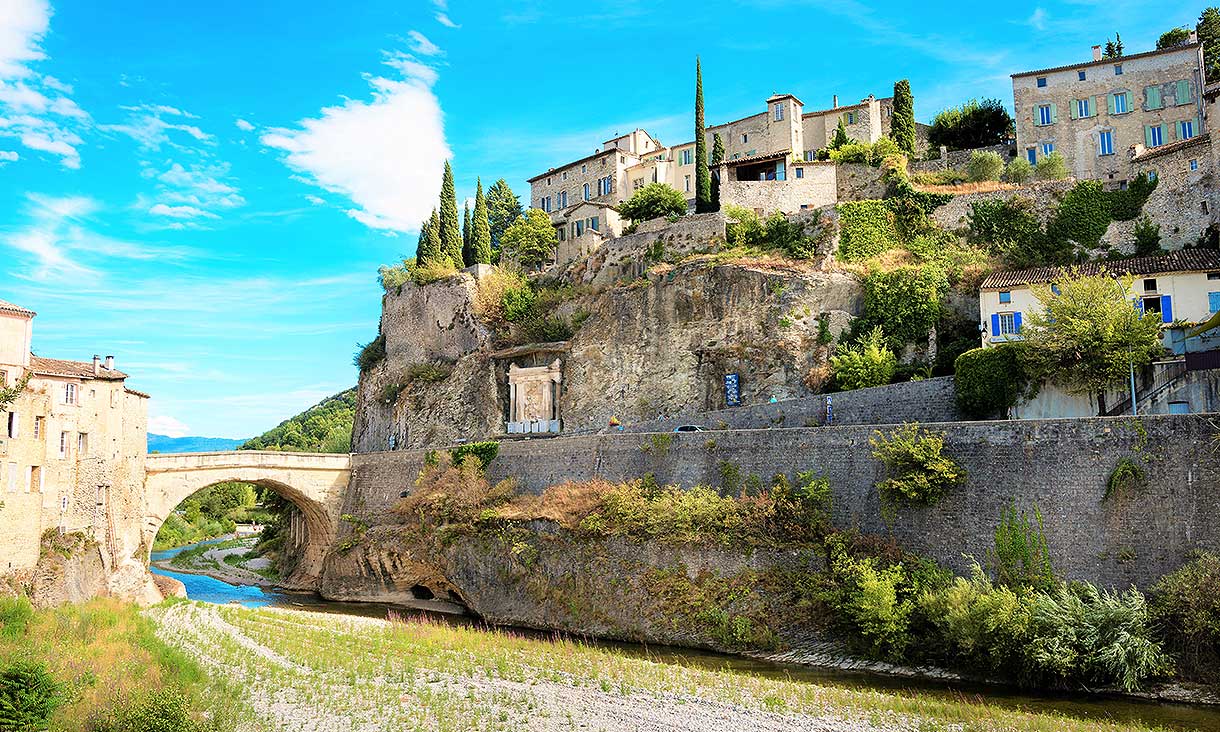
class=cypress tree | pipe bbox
[471,177,493,264]
[831,118,850,149]
[485,178,522,251]
[416,208,442,266]
[1199,8,1220,81]
[710,133,725,211]
[438,160,463,268]
[462,201,473,266]
[890,79,916,155]
[694,57,713,213]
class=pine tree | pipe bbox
[1199,7,1220,81]
[462,201,473,266]
[484,178,523,251]
[416,208,442,266]
[471,177,493,264]
[694,57,712,213]
[890,79,916,155]
[1104,39,1117,59]
[710,133,725,211]
[1115,33,1124,56]
[438,160,463,268]
[831,118,850,149]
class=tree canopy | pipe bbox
[1200,7,1220,81]
[241,388,356,453]
[438,161,463,268]
[928,98,1014,151]
[500,209,558,269]
[1157,26,1192,49]
[416,208,443,266]
[890,79,916,155]
[710,132,725,211]
[694,57,713,213]
[618,182,687,224]
[485,179,523,252]
[471,177,493,264]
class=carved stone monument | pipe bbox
[507,359,562,434]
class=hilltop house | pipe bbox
[1012,39,1206,186]
[0,299,148,575]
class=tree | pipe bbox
[927,98,1014,150]
[1157,26,1192,49]
[831,118,850,149]
[830,326,896,390]
[1022,272,1164,395]
[694,57,713,213]
[710,133,725,210]
[484,178,522,252]
[438,160,463,268]
[462,201,472,266]
[1034,151,1069,181]
[967,150,1004,182]
[416,208,443,266]
[500,209,558,269]
[617,182,687,223]
[890,79,916,155]
[1199,7,1220,81]
[471,177,493,264]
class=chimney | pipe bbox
[832,94,839,109]
[92,355,100,376]
[104,355,114,371]
[1092,45,1102,62]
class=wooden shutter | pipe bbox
[1176,79,1190,105]
[1144,125,1152,147]
[1161,295,1174,323]
[991,313,1001,337]
[1146,85,1161,109]
[1107,94,1116,114]
[1013,312,1023,334]
[1050,103,1058,123]
[1069,100,1079,120]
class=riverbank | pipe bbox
[148,600,1217,732]
[152,536,279,589]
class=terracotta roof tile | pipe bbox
[1131,133,1210,162]
[981,249,1220,289]
[717,149,791,167]
[30,355,128,381]
[0,299,35,316]
[1011,43,1200,78]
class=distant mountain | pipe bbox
[240,388,356,453]
[148,434,246,454]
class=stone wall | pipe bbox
[339,414,1220,591]
[720,163,836,217]
[909,144,1017,173]
[620,376,959,433]
[567,212,727,286]
[930,179,1076,231]
[1104,136,1218,252]
[834,163,888,201]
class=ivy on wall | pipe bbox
[836,200,899,261]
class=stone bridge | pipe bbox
[143,451,352,585]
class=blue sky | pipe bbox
[0,0,1204,439]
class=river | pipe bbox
[151,539,1220,731]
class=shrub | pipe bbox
[354,334,386,373]
[855,264,947,350]
[965,196,1060,268]
[90,689,212,732]
[829,553,914,660]
[1151,552,1220,682]
[911,169,967,186]
[408,258,461,285]
[953,344,1034,418]
[472,266,529,322]
[0,661,62,732]
[836,200,898,260]
[1131,215,1162,255]
[989,503,1055,592]
[1045,180,1111,251]
[377,263,411,291]
[0,596,33,639]
[395,452,517,528]
[764,212,822,259]
[928,98,1014,150]
[1109,172,1158,222]
[966,151,1004,182]
[617,182,687,223]
[450,440,499,469]
[869,423,966,506]
[1034,151,1069,180]
[1003,157,1032,183]
[918,564,1037,677]
[830,327,896,390]
[500,285,536,322]
[1105,457,1147,499]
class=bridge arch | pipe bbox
[143,452,351,586]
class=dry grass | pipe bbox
[913,180,1021,195]
[497,479,616,527]
[472,264,528,322]
[393,453,516,526]
[834,247,918,276]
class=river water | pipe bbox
[151,540,1220,731]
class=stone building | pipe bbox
[1012,40,1206,185]
[0,299,153,600]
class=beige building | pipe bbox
[0,299,149,586]
[1012,41,1206,185]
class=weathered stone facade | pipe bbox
[929,179,1077,231]
[1104,134,1218,251]
[834,162,888,201]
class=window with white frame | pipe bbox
[1149,124,1164,147]
[77,432,88,455]
[684,175,691,192]
[804,150,815,161]
[774,103,784,121]
[680,149,693,165]
[998,312,1018,336]
[1098,130,1114,156]
[1113,92,1129,114]
[1041,141,1055,157]
[1179,119,1196,139]
[59,431,69,458]
[1037,104,1054,126]
[64,383,77,405]
[741,133,748,143]
[1076,98,1091,118]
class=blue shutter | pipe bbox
[1013,312,1023,335]
[1161,295,1173,323]
[991,313,1001,337]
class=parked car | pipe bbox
[673,424,704,433]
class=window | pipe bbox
[632,178,644,190]
[684,175,691,192]
[1098,130,1114,156]
[1041,141,1055,157]
[847,112,856,124]
[795,168,804,179]
[804,150,815,161]
[1191,159,1199,171]
[1075,98,1091,118]
[1209,291,1220,313]
[589,216,599,232]
[573,220,583,237]
[741,133,748,143]
[541,196,551,212]
[77,433,88,455]
[546,177,552,186]
[28,466,40,494]
[597,176,613,196]
[581,164,587,173]
[1036,76,1047,87]
[32,416,42,440]
[1027,147,1037,165]
[6,412,16,439]
[1142,296,1163,316]
[558,191,567,208]
[999,291,1012,304]
[1037,104,1054,126]
[59,432,69,458]
[1208,272,1220,280]
[1145,85,1163,110]
[774,103,784,121]
[1114,64,1123,75]
[583,183,590,201]
[1051,283,1061,296]
[1112,92,1129,114]
[64,383,77,405]
[1147,124,1164,148]
[1175,79,1191,105]
[679,149,693,165]
[556,226,565,241]
[1203,201,1210,214]
[1078,70,1087,81]
[1169,401,1191,414]
[1179,120,1196,140]
[1144,278,1157,292]
[997,312,1021,337]
[561,171,567,180]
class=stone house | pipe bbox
[1012,41,1206,186]
[0,299,149,583]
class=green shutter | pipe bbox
[1177,79,1190,105]
[1124,91,1133,112]
[1147,85,1162,109]
[1144,125,1153,147]
[1050,103,1058,123]
[1070,100,1079,120]
[1107,94,1116,114]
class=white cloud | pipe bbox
[0,149,17,162]
[407,30,443,57]
[149,203,218,220]
[435,13,459,28]
[305,194,325,205]
[100,104,212,151]
[1026,8,1047,31]
[0,0,90,168]
[261,47,449,233]
[137,161,244,225]
[235,118,255,131]
[149,415,191,438]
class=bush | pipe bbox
[1003,157,1032,184]
[1045,180,1111,251]
[377,263,411,291]
[836,200,898,260]
[911,169,967,186]
[1131,215,1162,255]
[1034,151,1069,181]
[407,258,460,285]
[450,440,499,469]
[0,661,62,732]
[965,196,1061,268]
[928,98,1014,150]
[617,182,687,223]
[500,285,536,322]
[953,344,1034,418]
[829,553,915,660]
[919,564,1037,677]
[966,151,1004,182]
[1109,172,1158,222]
[830,327,896,390]
[989,503,1055,591]
[354,334,386,373]
[90,689,213,732]
[855,264,947,351]
[869,423,966,506]
[472,266,529,322]
[724,204,765,248]
[1105,457,1147,499]
[1151,552,1220,682]
[0,596,33,639]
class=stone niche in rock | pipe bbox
[507,360,563,434]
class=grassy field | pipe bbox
[144,601,1190,732]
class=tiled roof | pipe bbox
[802,96,892,118]
[0,299,35,317]
[125,387,150,399]
[527,148,620,183]
[30,355,128,381]
[766,93,805,107]
[981,249,1220,289]
[1131,133,1210,162]
[1012,43,1200,78]
[717,149,791,167]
